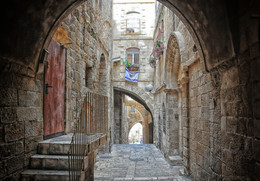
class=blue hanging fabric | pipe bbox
[125,68,139,82]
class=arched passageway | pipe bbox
[129,123,143,144]
[0,0,259,180]
[113,90,153,145]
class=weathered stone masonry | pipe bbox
[0,0,259,180]
[0,0,113,179]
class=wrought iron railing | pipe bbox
[68,91,108,181]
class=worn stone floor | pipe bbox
[94,144,190,181]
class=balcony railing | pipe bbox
[68,91,108,181]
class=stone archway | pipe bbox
[125,100,152,144]
[0,1,258,180]
[113,83,154,116]
[113,86,154,144]
[0,0,235,75]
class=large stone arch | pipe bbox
[0,0,236,76]
[127,108,144,133]
[158,0,234,71]
[125,103,152,144]
[113,83,154,117]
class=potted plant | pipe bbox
[148,56,157,68]
[123,59,139,71]
[154,40,164,58]
[126,28,135,33]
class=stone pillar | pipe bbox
[113,91,122,144]
[143,111,150,144]
[179,66,190,172]
[121,98,129,144]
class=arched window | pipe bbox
[126,12,140,33]
[99,53,106,69]
[126,48,140,64]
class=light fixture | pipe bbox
[145,82,153,91]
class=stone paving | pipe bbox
[94,144,191,181]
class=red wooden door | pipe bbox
[44,39,66,136]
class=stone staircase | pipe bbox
[167,155,183,166]
[21,134,73,181]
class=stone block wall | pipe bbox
[187,60,214,180]
[0,68,43,180]
[57,0,113,134]
[153,1,259,180]
[112,0,155,104]
[0,0,113,179]
[113,91,123,144]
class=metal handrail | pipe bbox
[68,91,108,181]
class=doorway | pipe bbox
[43,39,66,138]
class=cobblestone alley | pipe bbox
[94,144,190,181]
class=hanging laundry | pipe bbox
[125,68,139,82]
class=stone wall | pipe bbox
[153,2,259,180]
[113,91,123,144]
[0,0,113,179]
[0,65,44,180]
[112,0,155,103]
[57,0,113,134]
[187,60,214,180]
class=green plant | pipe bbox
[149,56,157,63]
[123,59,132,68]
[156,40,164,47]
[148,56,157,68]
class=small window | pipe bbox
[126,48,140,64]
[126,12,140,33]
[130,107,135,113]
[100,53,106,69]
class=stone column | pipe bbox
[113,91,122,144]
[179,65,190,172]
[143,111,150,144]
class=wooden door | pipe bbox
[44,39,66,136]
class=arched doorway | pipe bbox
[128,123,143,144]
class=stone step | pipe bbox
[21,169,70,181]
[168,155,183,166]
[37,134,72,155]
[30,154,69,170]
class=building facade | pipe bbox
[112,0,155,145]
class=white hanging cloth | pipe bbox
[125,68,139,82]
